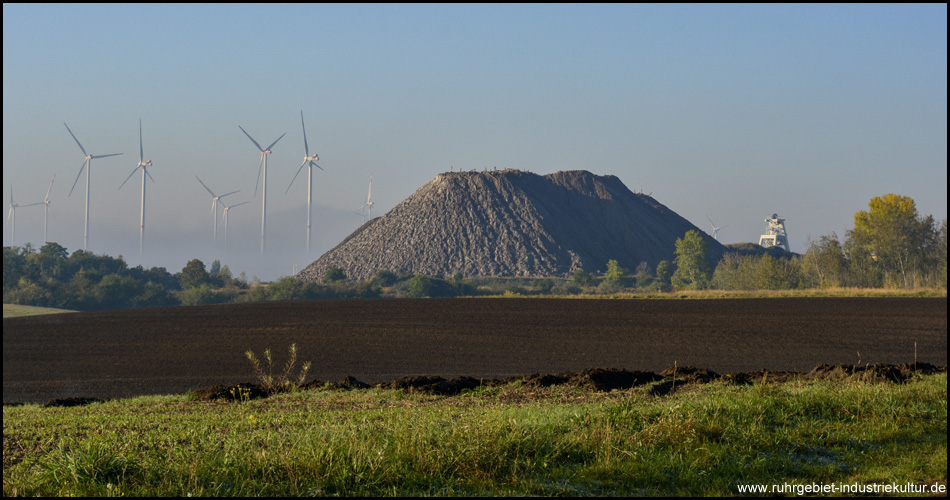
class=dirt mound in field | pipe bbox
[191,383,270,401]
[42,397,109,408]
[15,362,943,407]
[297,169,724,280]
[296,363,944,398]
[805,362,944,384]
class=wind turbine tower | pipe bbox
[286,111,323,255]
[7,187,43,246]
[221,200,250,250]
[119,120,155,258]
[39,176,56,243]
[196,176,239,248]
[239,126,285,257]
[360,175,374,224]
[706,215,726,241]
[64,123,123,250]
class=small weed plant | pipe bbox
[244,343,311,393]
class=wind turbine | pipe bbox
[220,200,250,250]
[64,123,123,250]
[285,111,324,255]
[239,126,285,257]
[39,175,56,243]
[119,119,155,258]
[707,215,727,241]
[196,176,239,248]
[6,186,43,246]
[359,175,374,224]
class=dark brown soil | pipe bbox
[3,297,946,404]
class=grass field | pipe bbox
[3,373,945,496]
[2,304,75,318]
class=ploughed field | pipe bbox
[3,297,946,404]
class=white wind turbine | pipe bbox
[359,175,374,224]
[39,175,57,243]
[119,119,155,258]
[64,123,123,250]
[239,126,285,257]
[285,111,324,255]
[196,176,239,248]
[6,186,43,246]
[707,215,727,241]
[220,200,250,250]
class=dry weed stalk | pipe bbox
[245,343,312,393]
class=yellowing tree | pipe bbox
[846,194,936,288]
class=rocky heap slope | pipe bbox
[298,169,724,281]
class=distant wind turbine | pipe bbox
[285,111,324,255]
[64,123,123,250]
[196,176,239,248]
[359,175,374,224]
[6,186,43,246]
[39,176,57,243]
[220,200,250,250]
[239,126,285,257]
[707,215,727,241]
[119,119,155,258]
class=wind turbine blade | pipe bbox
[68,160,87,196]
[119,167,140,190]
[230,201,250,209]
[91,153,122,159]
[196,176,216,197]
[254,154,264,197]
[312,161,324,171]
[367,176,373,203]
[300,111,310,157]
[210,200,216,217]
[219,190,240,199]
[6,207,11,222]
[47,205,58,223]
[286,161,307,193]
[45,175,55,202]
[139,119,144,164]
[63,123,87,156]
[21,202,44,207]
[145,168,155,183]
[265,133,286,151]
[239,126,264,152]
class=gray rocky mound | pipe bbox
[297,169,724,281]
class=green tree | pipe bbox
[655,260,673,284]
[323,267,347,284]
[801,234,848,288]
[753,254,801,290]
[672,230,711,290]
[406,275,434,298]
[266,276,307,301]
[846,194,937,288]
[604,259,629,286]
[180,259,211,290]
[571,269,595,287]
[372,270,398,288]
[711,254,757,290]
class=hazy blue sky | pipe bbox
[3,4,946,281]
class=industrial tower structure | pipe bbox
[758,213,790,253]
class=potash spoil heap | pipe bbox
[297,169,724,281]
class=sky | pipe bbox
[3,4,947,281]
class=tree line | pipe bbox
[3,194,946,308]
